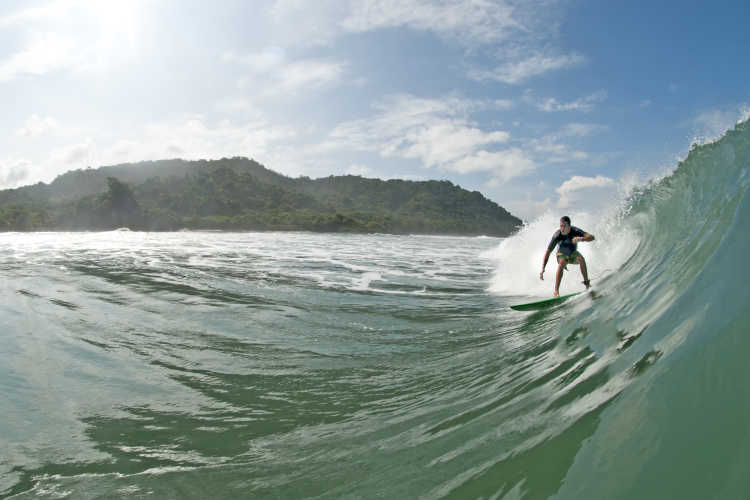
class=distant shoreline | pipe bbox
[0,227,507,238]
[0,157,522,237]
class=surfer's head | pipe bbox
[560,216,571,234]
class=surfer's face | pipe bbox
[560,220,570,235]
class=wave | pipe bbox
[489,119,750,497]
[4,121,750,499]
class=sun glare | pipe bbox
[54,0,146,76]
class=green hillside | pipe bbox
[0,157,522,235]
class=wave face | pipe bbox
[1,121,750,499]
[550,119,750,499]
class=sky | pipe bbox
[1,0,749,221]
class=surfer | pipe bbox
[540,216,594,297]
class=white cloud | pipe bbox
[341,0,520,44]
[400,121,510,167]
[224,47,345,96]
[277,59,345,92]
[110,139,138,159]
[556,175,615,208]
[346,164,372,176]
[459,148,535,180]
[0,1,147,81]
[520,123,604,165]
[557,175,614,194]
[27,116,300,183]
[493,99,515,110]
[0,33,79,81]
[222,46,287,72]
[525,90,606,112]
[267,1,582,87]
[470,52,586,84]
[692,108,747,143]
[131,117,297,163]
[55,139,94,166]
[17,114,59,137]
[327,94,528,180]
[269,0,525,46]
[269,0,344,46]
[213,97,256,114]
[558,122,606,137]
[533,140,588,163]
[0,158,32,188]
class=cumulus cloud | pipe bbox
[556,175,615,208]
[0,159,32,187]
[17,114,59,137]
[399,122,510,167]
[327,94,532,181]
[459,148,535,181]
[55,139,94,165]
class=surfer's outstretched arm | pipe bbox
[540,248,551,280]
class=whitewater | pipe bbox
[1,120,749,499]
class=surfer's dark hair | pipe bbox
[560,216,571,224]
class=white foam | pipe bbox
[486,204,641,298]
[353,271,382,291]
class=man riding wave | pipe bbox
[540,216,594,297]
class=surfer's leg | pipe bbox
[554,258,565,297]
[577,254,590,288]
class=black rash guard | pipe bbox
[547,226,586,256]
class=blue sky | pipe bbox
[1,0,748,220]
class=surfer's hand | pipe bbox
[539,271,544,280]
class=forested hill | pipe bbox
[0,157,522,236]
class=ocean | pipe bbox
[1,120,749,499]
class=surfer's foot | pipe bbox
[583,279,590,289]
[553,290,559,298]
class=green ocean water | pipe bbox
[2,121,750,499]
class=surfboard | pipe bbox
[510,291,582,311]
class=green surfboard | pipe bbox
[510,291,582,311]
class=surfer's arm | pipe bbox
[574,232,594,243]
[540,248,552,279]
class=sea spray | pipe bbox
[485,209,639,297]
